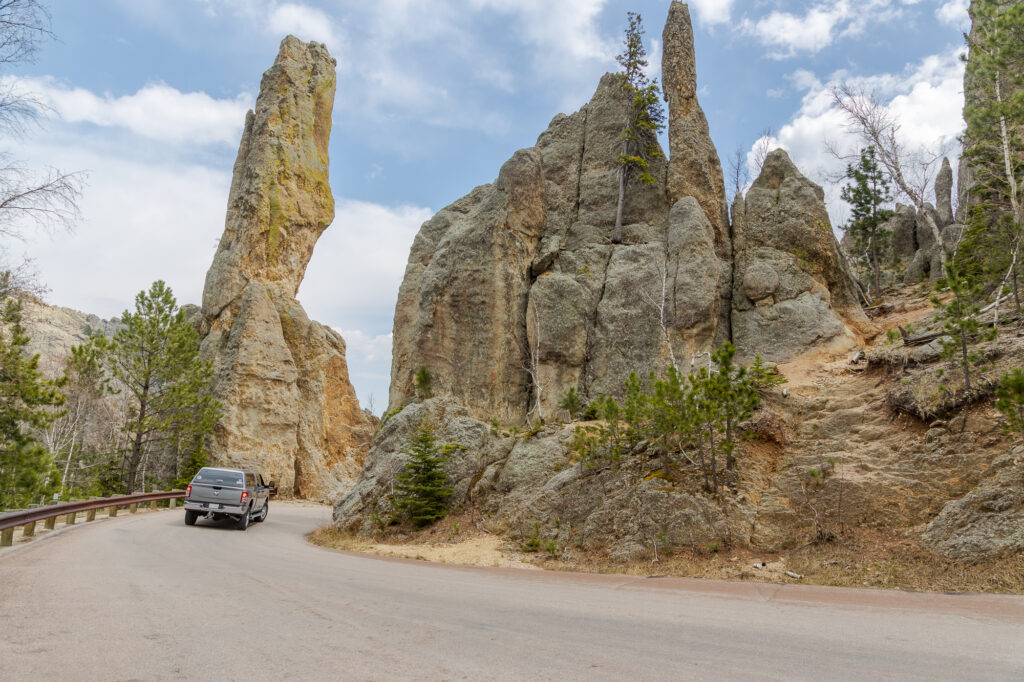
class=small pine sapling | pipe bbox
[392,417,455,528]
[995,368,1024,436]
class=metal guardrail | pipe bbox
[0,490,186,547]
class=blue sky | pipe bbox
[5,0,971,412]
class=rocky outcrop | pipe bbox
[335,398,751,561]
[339,7,876,557]
[731,149,875,362]
[21,298,121,376]
[198,37,372,501]
[388,67,730,424]
[920,449,1024,562]
[388,4,797,424]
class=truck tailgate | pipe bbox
[188,483,245,506]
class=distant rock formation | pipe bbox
[731,149,874,361]
[197,36,372,501]
[21,298,121,376]
[900,157,962,284]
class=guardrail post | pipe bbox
[168,498,176,509]
[1,528,13,547]
[86,509,97,522]
[66,512,76,525]
[23,521,36,537]
[45,516,57,530]
[129,503,138,514]
[150,500,158,511]
[108,505,118,517]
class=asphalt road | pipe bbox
[1,505,1023,681]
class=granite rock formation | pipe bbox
[198,36,371,501]
[919,448,1024,562]
[338,5,876,553]
[21,298,121,376]
[388,4,844,424]
[731,149,874,362]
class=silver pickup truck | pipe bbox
[183,467,273,530]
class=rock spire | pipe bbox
[197,36,372,501]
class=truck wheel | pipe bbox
[236,507,250,531]
[256,501,268,522]
[185,510,198,526]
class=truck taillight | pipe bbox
[240,490,248,505]
[186,485,191,498]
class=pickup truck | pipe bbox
[183,467,273,530]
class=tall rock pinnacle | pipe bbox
[203,37,336,318]
[662,1,730,258]
[198,37,372,501]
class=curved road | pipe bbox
[1,505,1022,680]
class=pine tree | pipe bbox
[841,147,894,298]
[611,12,666,244]
[960,1,1024,317]
[413,366,433,400]
[0,281,65,508]
[393,417,454,527]
[995,367,1024,435]
[709,343,761,471]
[100,280,220,493]
[931,263,996,393]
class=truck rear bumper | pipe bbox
[184,500,246,517]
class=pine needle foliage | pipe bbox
[841,146,894,298]
[568,343,764,494]
[611,11,666,243]
[98,280,220,493]
[959,1,1024,306]
[931,262,997,393]
[0,275,65,508]
[995,367,1024,435]
[393,417,455,528]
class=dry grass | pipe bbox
[310,522,1024,594]
[525,528,1024,594]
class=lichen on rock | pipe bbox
[198,36,371,501]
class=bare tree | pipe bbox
[751,127,775,176]
[831,83,947,268]
[0,0,81,247]
[636,258,679,373]
[726,146,749,203]
[521,303,544,424]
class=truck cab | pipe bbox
[183,467,272,530]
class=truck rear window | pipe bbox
[192,468,244,487]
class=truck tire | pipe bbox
[256,501,268,522]
[236,506,251,531]
[185,510,198,526]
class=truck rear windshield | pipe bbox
[192,468,244,487]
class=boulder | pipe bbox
[888,204,918,260]
[919,451,1024,562]
[198,37,372,501]
[731,149,875,362]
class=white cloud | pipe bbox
[936,0,970,27]
[689,0,735,25]
[749,47,966,227]
[12,139,228,318]
[300,199,433,414]
[5,76,251,146]
[267,3,340,49]
[334,329,393,413]
[470,0,613,65]
[739,1,905,59]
